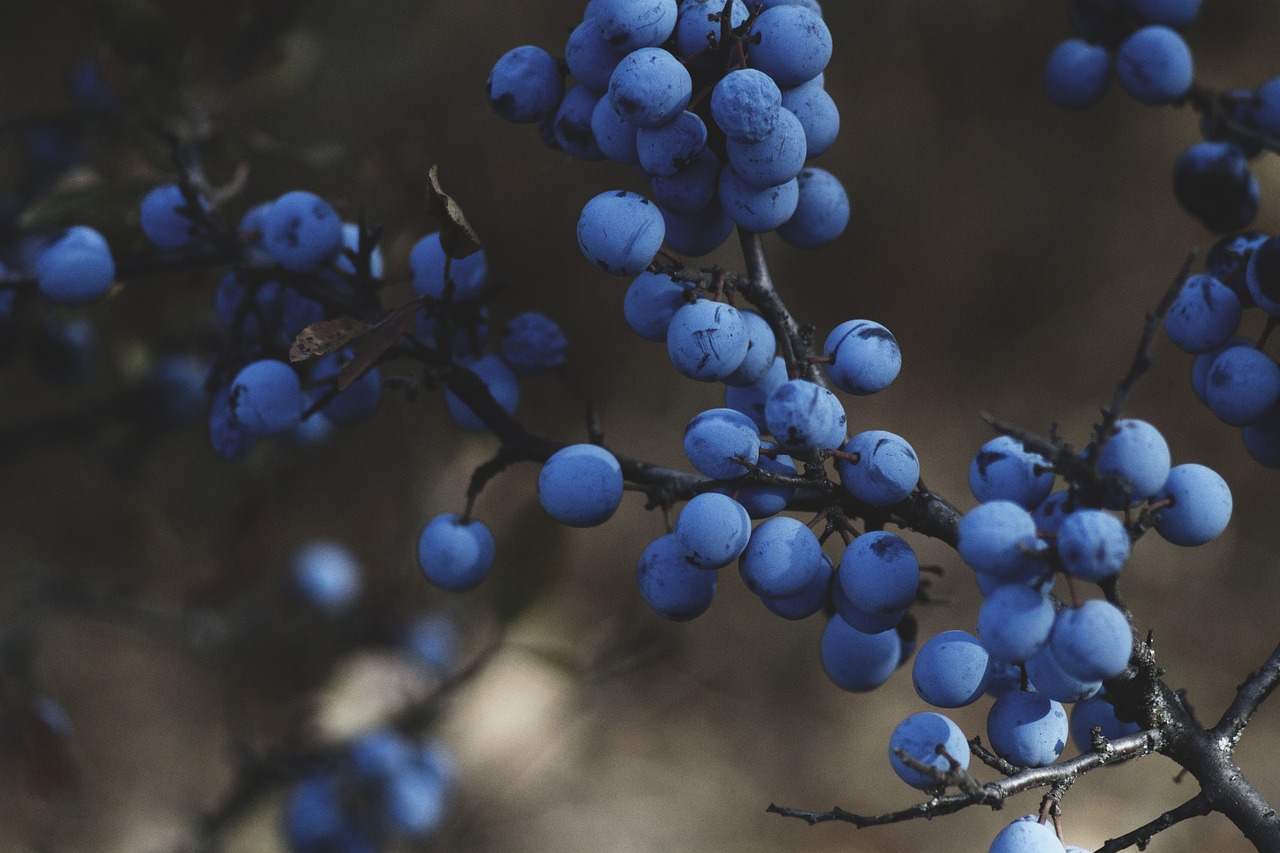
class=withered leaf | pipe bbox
[427,165,483,260]
[336,298,425,391]
[289,317,371,364]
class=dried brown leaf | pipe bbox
[427,165,483,260]
[336,298,425,391]
[289,317,371,364]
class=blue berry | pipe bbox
[488,46,563,123]
[722,310,778,387]
[566,19,626,91]
[724,354,787,434]
[1191,337,1251,406]
[1165,274,1241,354]
[822,319,901,395]
[969,435,1055,509]
[538,444,624,527]
[636,111,707,177]
[978,583,1056,663]
[139,183,204,250]
[1050,601,1133,682]
[1207,230,1266,309]
[418,514,495,591]
[821,615,900,692]
[1026,642,1102,704]
[623,271,693,341]
[666,299,749,381]
[1056,509,1130,581]
[777,167,850,249]
[578,190,665,275]
[990,815,1064,853]
[35,226,115,304]
[760,553,831,619]
[675,0,748,57]
[683,407,760,479]
[781,84,839,158]
[764,378,847,451]
[748,5,832,87]
[912,630,993,708]
[263,190,343,272]
[1071,695,1141,751]
[410,232,488,302]
[636,533,717,620]
[838,531,919,617]
[711,69,782,144]
[1244,404,1280,468]
[1257,77,1280,135]
[987,691,1068,767]
[1152,463,1231,546]
[739,515,822,598]
[607,47,691,128]
[1115,25,1193,106]
[725,107,807,189]
[887,712,970,788]
[1205,346,1280,426]
[592,0,680,51]
[499,311,568,375]
[719,167,798,232]
[674,492,752,568]
[737,442,796,518]
[957,500,1044,579]
[651,146,720,214]
[1246,236,1280,315]
[1044,39,1112,110]
[836,430,920,506]
[591,94,641,164]
[292,541,361,613]
[553,84,606,160]
[659,200,735,256]
[1172,141,1258,233]
[1095,419,1170,506]
[209,386,256,462]
[231,359,304,436]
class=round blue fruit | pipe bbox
[230,359,305,436]
[836,430,920,506]
[417,513,495,591]
[36,226,115,304]
[578,190,665,275]
[1115,25,1193,105]
[636,533,717,620]
[537,444,624,527]
[821,615,901,693]
[262,190,343,272]
[887,711,970,788]
[487,45,564,123]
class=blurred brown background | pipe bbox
[0,1,1277,851]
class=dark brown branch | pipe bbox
[735,228,826,386]
[767,729,1164,828]
[1098,794,1213,853]
[1089,251,1196,457]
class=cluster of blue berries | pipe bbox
[888,417,1231,851]
[284,728,456,852]
[1043,0,1280,234]
[1166,232,1280,466]
[488,0,849,263]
